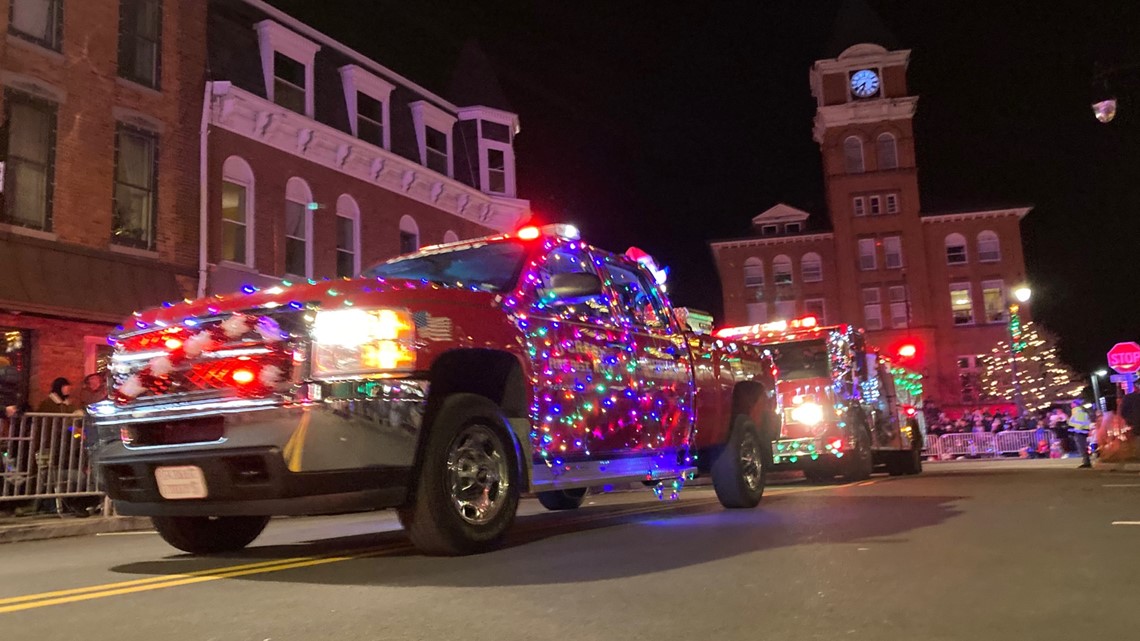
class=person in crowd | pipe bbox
[1067,400,1093,468]
[78,373,107,408]
[36,377,81,414]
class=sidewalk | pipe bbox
[0,512,152,544]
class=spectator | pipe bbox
[1067,400,1092,468]
[78,373,107,408]
[36,377,81,414]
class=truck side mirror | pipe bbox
[549,272,603,300]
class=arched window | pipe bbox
[801,252,822,283]
[945,233,968,265]
[221,156,254,266]
[877,132,898,170]
[843,136,864,173]
[284,177,313,278]
[773,254,793,286]
[399,215,419,254]
[335,194,360,278]
[743,257,764,288]
[977,230,1001,262]
[443,230,459,244]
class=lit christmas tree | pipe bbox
[976,321,1084,410]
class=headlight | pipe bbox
[311,308,416,378]
[790,401,824,425]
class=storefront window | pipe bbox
[0,329,31,410]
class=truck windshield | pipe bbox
[361,241,526,292]
[772,339,830,380]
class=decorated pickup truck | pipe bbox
[94,224,776,555]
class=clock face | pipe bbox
[850,69,880,98]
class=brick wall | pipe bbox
[0,312,114,408]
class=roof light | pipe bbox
[541,223,580,240]
[517,226,541,240]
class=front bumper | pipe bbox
[95,379,427,516]
[771,435,846,467]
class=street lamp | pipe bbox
[1091,368,1108,412]
[1008,285,1031,418]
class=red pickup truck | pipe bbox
[94,225,775,555]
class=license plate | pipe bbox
[155,465,208,500]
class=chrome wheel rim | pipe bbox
[739,429,763,491]
[446,424,510,526]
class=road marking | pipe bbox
[1103,484,1140,488]
[95,531,158,536]
[1111,521,1140,526]
[0,481,857,613]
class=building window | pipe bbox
[335,196,359,279]
[774,299,795,321]
[877,132,898,170]
[760,224,778,236]
[356,93,384,146]
[443,230,459,244]
[982,280,1006,323]
[399,215,419,254]
[801,253,822,282]
[743,257,764,289]
[863,288,882,331]
[959,355,980,404]
[284,177,312,278]
[883,235,903,269]
[853,196,865,217]
[118,0,162,88]
[945,233,968,264]
[858,238,876,271]
[339,65,395,150]
[411,101,456,178]
[889,285,909,328]
[804,298,826,323]
[773,255,793,286]
[950,284,974,325]
[2,90,56,231]
[112,125,159,250]
[486,148,507,194]
[844,136,864,173]
[220,156,255,266]
[746,302,767,324]
[256,20,320,118]
[785,222,802,234]
[978,230,1001,262]
[869,195,882,216]
[886,193,899,214]
[9,0,62,51]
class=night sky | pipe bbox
[265,0,1140,375]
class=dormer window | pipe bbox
[339,65,395,150]
[760,224,778,236]
[458,107,519,197]
[255,20,320,117]
[410,101,456,178]
[785,222,802,234]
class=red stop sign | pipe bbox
[1108,342,1140,374]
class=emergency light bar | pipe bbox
[714,315,818,339]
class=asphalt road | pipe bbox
[1,458,1137,641]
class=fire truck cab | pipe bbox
[715,317,923,482]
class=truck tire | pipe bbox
[902,440,923,475]
[712,415,766,508]
[841,428,873,483]
[536,488,587,511]
[151,515,270,554]
[398,394,520,555]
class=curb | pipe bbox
[1094,461,1140,473]
[0,516,152,544]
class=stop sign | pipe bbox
[1107,342,1140,374]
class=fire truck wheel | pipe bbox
[398,394,520,556]
[151,515,270,554]
[903,441,923,475]
[841,429,873,483]
[712,415,766,509]
[536,488,587,511]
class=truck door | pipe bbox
[596,255,695,454]
[524,243,634,460]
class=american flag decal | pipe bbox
[412,311,454,341]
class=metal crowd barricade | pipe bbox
[1,413,103,510]
[922,429,1058,459]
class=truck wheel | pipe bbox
[398,394,520,555]
[903,441,923,475]
[536,488,587,511]
[712,415,766,508]
[151,515,270,554]
[841,429,873,483]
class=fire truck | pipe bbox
[715,317,923,482]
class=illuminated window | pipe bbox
[284,177,312,278]
[2,90,56,231]
[946,233,968,264]
[982,280,1006,323]
[112,124,159,250]
[220,156,254,266]
[950,283,974,325]
[844,136,864,173]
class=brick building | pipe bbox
[0,0,206,409]
[711,20,1031,414]
[200,0,530,296]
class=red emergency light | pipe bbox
[897,343,917,359]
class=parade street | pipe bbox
[0,459,1135,641]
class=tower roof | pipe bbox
[447,39,513,111]
[823,0,900,58]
